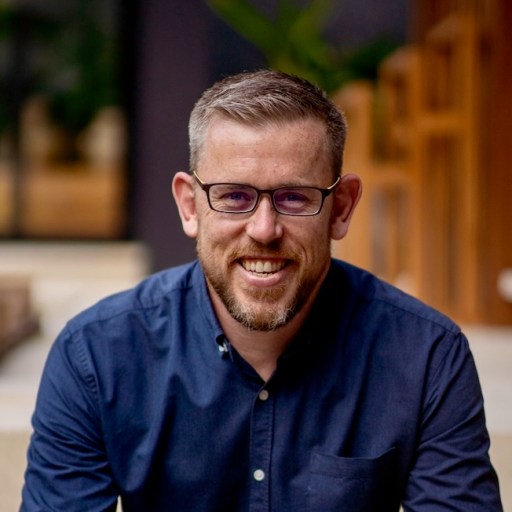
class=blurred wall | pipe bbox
[128,1,210,270]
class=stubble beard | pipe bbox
[197,237,330,332]
[214,275,305,331]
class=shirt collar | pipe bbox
[190,261,226,352]
[190,259,350,360]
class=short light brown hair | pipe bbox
[189,69,347,178]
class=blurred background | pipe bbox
[0,0,511,510]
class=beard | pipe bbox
[209,271,306,331]
[197,236,330,332]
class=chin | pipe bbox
[229,304,295,332]
[226,288,301,331]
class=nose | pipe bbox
[245,194,283,243]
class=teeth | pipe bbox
[242,260,285,274]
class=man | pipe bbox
[21,70,502,511]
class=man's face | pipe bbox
[193,116,337,331]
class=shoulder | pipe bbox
[46,260,212,385]
[329,258,461,336]
[327,260,476,408]
[66,261,201,331]
[326,259,466,374]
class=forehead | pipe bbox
[198,116,330,183]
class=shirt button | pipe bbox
[258,389,269,401]
[253,469,265,481]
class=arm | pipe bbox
[402,333,503,511]
[20,328,119,512]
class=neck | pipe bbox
[227,318,302,382]
[209,292,316,382]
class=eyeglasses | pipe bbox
[193,171,340,216]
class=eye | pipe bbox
[274,187,321,214]
[280,191,308,203]
[210,185,257,211]
[223,190,253,202]
[219,188,254,205]
[274,188,311,205]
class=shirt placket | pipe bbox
[248,386,274,512]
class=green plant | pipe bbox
[0,1,118,135]
[206,0,398,93]
[43,0,119,133]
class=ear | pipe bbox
[172,171,198,238]
[330,173,362,240]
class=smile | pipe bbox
[240,259,287,274]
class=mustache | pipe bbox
[228,241,296,260]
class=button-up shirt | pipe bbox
[21,259,502,511]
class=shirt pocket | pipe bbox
[308,447,399,512]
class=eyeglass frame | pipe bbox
[192,171,341,216]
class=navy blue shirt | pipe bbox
[21,259,502,511]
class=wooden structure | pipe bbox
[0,101,127,240]
[18,165,125,239]
[333,0,512,324]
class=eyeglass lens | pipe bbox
[209,184,323,215]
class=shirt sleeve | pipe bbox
[20,327,119,512]
[402,332,503,511]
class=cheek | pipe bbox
[307,214,332,243]
[196,213,239,250]
[293,221,332,264]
